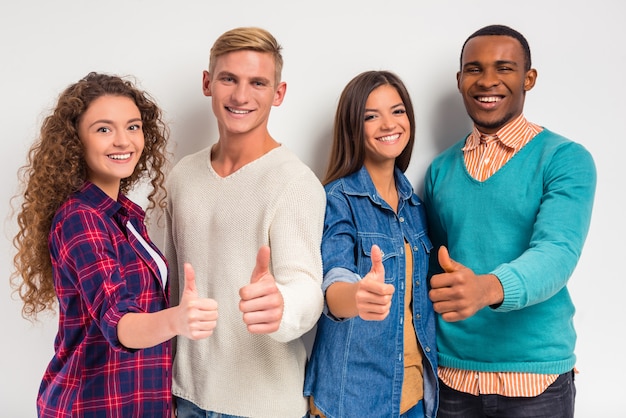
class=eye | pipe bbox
[393,108,407,116]
[128,124,142,131]
[364,114,376,122]
[96,126,111,133]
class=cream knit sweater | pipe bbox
[165,145,325,418]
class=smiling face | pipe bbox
[78,95,144,199]
[363,84,410,169]
[202,49,286,140]
[457,35,537,134]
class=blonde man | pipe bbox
[165,27,325,418]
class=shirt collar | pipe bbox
[77,181,144,221]
[462,114,532,152]
[338,166,420,205]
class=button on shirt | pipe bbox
[439,114,559,397]
[38,182,172,417]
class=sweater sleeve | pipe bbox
[492,141,597,311]
[268,169,326,343]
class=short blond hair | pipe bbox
[209,27,283,85]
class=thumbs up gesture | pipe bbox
[355,245,395,321]
[428,246,503,322]
[239,246,284,334]
[176,263,218,340]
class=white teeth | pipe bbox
[378,134,400,142]
[228,107,250,114]
[478,96,501,103]
[109,153,131,160]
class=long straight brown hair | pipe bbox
[323,70,416,185]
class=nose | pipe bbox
[381,113,396,130]
[477,67,500,88]
[113,130,131,148]
[231,82,249,104]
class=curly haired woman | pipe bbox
[11,72,218,417]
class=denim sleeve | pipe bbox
[322,267,361,293]
[321,187,360,276]
[321,267,361,319]
[321,188,363,318]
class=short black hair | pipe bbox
[460,24,532,71]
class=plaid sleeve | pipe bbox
[50,207,143,350]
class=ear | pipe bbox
[456,71,462,91]
[524,68,537,92]
[272,81,287,106]
[202,70,212,97]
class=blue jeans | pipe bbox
[308,399,424,418]
[176,396,308,418]
[401,400,425,418]
[436,370,576,418]
[175,397,246,418]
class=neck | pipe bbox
[211,131,279,177]
[365,161,398,212]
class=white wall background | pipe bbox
[1,1,623,416]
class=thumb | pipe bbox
[183,262,198,295]
[369,244,385,282]
[438,246,462,273]
[250,245,271,284]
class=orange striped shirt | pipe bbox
[438,368,560,397]
[462,114,542,181]
[441,115,559,397]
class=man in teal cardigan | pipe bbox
[423,24,596,418]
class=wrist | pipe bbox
[484,273,504,308]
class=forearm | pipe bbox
[117,308,179,349]
[326,282,359,319]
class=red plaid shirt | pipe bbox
[38,182,172,417]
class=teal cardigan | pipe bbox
[423,128,596,374]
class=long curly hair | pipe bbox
[10,72,170,320]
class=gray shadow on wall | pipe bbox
[169,103,217,165]
[412,88,471,198]
[429,89,472,155]
[309,126,333,181]
[147,102,215,247]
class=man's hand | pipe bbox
[429,246,503,322]
[239,246,284,334]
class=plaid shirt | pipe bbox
[38,182,172,417]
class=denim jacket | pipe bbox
[304,166,438,418]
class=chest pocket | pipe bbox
[357,234,398,284]
[413,233,434,255]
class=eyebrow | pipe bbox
[463,59,520,68]
[88,118,142,129]
[216,71,272,85]
[365,102,405,112]
[216,71,236,79]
